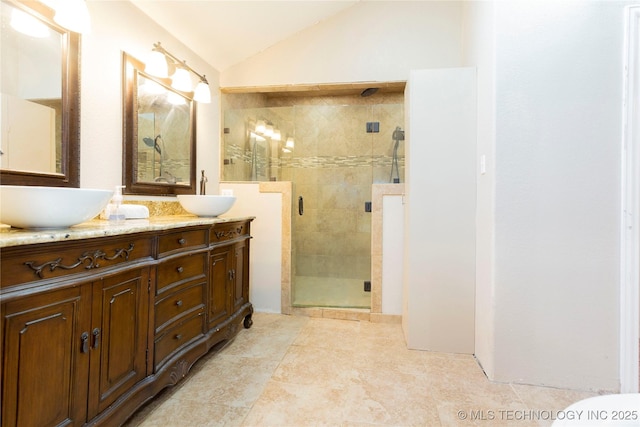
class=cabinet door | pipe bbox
[231,240,249,313]
[208,246,231,329]
[88,267,150,418]
[1,286,91,427]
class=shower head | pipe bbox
[360,87,378,97]
[392,126,405,141]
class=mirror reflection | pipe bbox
[1,0,62,174]
[136,77,191,184]
[123,53,196,195]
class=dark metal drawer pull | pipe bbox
[80,332,89,353]
[92,328,101,349]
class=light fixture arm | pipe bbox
[153,42,208,84]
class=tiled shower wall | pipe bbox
[222,92,404,301]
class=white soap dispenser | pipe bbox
[108,185,126,223]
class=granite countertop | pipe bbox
[0,215,255,248]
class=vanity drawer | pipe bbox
[157,228,208,258]
[0,235,154,288]
[155,283,205,333]
[154,312,204,370]
[210,221,251,245]
[156,252,207,294]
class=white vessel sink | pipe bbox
[0,185,113,229]
[177,195,236,217]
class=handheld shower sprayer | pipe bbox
[390,126,404,183]
[392,126,405,142]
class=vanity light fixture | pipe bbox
[171,66,192,92]
[282,137,295,153]
[144,42,212,104]
[52,0,91,34]
[255,120,266,134]
[145,48,169,78]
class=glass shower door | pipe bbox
[292,104,373,308]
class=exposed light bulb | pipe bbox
[255,120,266,134]
[193,80,211,103]
[145,50,168,78]
[171,67,192,92]
[286,137,295,149]
[272,129,281,141]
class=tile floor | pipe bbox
[293,276,371,309]
[125,313,601,427]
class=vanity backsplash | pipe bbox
[122,200,190,217]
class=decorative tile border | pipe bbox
[224,144,405,170]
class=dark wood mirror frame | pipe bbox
[0,0,80,187]
[122,52,197,196]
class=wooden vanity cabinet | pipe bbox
[88,266,151,419]
[153,228,208,371]
[2,284,91,426]
[0,219,253,427]
[207,221,253,340]
[1,262,150,427]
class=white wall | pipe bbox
[464,1,630,391]
[81,1,220,193]
[382,195,404,315]
[221,1,463,87]
[403,68,476,353]
[462,0,497,381]
[221,183,283,313]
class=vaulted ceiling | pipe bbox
[130,1,360,72]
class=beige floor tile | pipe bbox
[341,368,441,426]
[171,355,280,408]
[272,344,358,386]
[125,314,608,427]
[134,398,250,427]
[219,315,306,361]
[511,384,601,427]
[241,380,348,426]
[293,317,363,350]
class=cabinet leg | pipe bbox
[243,314,253,329]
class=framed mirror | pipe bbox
[122,52,196,196]
[0,0,80,187]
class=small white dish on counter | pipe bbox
[0,185,113,229]
[177,195,236,217]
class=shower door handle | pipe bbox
[298,196,304,216]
